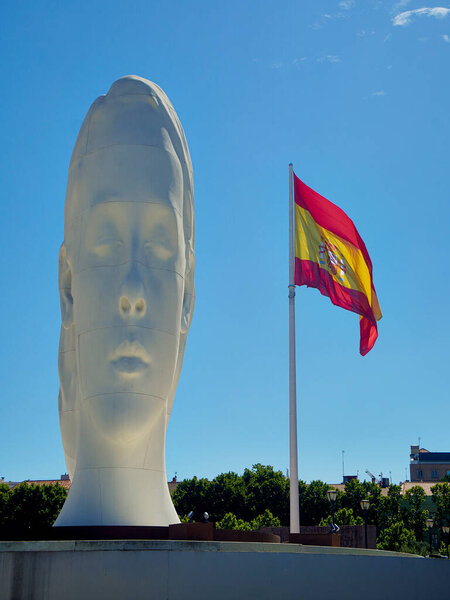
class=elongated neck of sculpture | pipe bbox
[54,464,179,527]
[54,402,180,526]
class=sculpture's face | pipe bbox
[65,144,186,440]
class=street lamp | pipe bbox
[442,525,449,558]
[360,499,370,549]
[426,517,434,556]
[327,489,338,533]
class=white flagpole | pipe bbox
[288,163,300,533]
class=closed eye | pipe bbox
[144,241,174,261]
[94,239,123,257]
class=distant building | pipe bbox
[400,481,437,497]
[11,474,72,491]
[6,473,180,494]
[329,483,391,497]
[168,475,179,494]
[342,475,358,484]
[410,445,450,482]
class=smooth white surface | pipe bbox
[55,76,194,526]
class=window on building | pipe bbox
[418,470,423,478]
[432,470,438,478]
[446,470,450,476]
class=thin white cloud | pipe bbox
[393,7,450,26]
[357,29,376,37]
[311,11,347,29]
[392,0,412,11]
[269,61,283,69]
[372,90,386,96]
[387,64,393,69]
[443,33,450,42]
[339,0,355,9]
[317,55,342,63]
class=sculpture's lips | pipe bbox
[110,341,150,374]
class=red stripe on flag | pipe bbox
[295,258,378,355]
[293,174,373,280]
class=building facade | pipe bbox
[410,445,450,482]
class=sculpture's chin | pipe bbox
[85,393,166,445]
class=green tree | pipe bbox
[399,539,429,556]
[377,485,402,532]
[319,507,363,527]
[250,509,281,529]
[242,464,289,524]
[171,476,212,522]
[207,471,246,522]
[216,509,280,531]
[216,512,252,531]
[172,464,440,550]
[431,482,450,527]
[298,480,330,525]
[0,483,11,526]
[172,465,289,524]
[401,486,427,540]
[438,539,449,557]
[6,482,67,529]
[339,479,381,526]
[377,521,415,552]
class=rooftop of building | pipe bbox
[328,480,447,496]
[3,474,181,493]
[412,452,450,463]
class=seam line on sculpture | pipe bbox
[78,324,177,337]
[69,144,188,170]
[75,261,185,280]
[83,391,166,401]
[104,91,161,98]
[76,466,166,473]
[64,199,183,224]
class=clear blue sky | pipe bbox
[1,1,449,485]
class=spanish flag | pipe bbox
[294,173,382,355]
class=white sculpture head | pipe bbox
[56,76,194,526]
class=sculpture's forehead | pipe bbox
[71,92,177,165]
[65,144,183,225]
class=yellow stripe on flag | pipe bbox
[295,204,373,305]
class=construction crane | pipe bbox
[365,470,390,488]
[365,470,381,484]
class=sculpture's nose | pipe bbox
[119,261,146,318]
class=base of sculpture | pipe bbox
[1,539,447,600]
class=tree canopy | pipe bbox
[0,482,67,531]
[1,466,448,555]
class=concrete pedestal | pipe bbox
[0,539,448,600]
